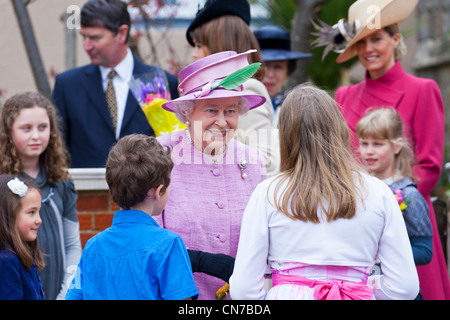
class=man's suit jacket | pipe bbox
[52,56,179,168]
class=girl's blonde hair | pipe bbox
[189,14,265,81]
[273,84,364,223]
[356,108,415,181]
[0,92,69,183]
[0,174,45,270]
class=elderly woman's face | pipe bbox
[355,29,400,79]
[187,97,239,154]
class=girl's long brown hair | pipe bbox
[0,174,45,270]
[0,92,69,183]
[272,84,365,223]
[189,15,265,81]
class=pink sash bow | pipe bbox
[272,273,373,300]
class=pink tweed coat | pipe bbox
[156,129,266,300]
[335,61,449,300]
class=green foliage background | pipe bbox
[251,0,358,90]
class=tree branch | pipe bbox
[11,0,51,98]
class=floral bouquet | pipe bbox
[391,188,410,212]
[129,69,186,136]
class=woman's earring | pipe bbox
[186,120,190,126]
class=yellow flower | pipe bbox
[141,98,186,137]
[400,202,407,211]
[216,283,230,300]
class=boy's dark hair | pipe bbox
[81,0,130,41]
[105,134,173,209]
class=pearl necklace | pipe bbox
[184,129,227,161]
[184,129,248,179]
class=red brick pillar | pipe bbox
[69,169,118,248]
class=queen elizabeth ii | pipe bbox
[155,50,267,300]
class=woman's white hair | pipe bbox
[172,97,251,124]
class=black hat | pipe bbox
[186,0,251,47]
[254,26,313,61]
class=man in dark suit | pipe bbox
[52,0,178,168]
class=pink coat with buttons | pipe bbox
[156,129,266,300]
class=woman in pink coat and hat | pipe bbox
[314,0,449,299]
[155,50,266,300]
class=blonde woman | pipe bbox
[230,84,419,300]
[313,0,448,299]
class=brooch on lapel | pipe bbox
[238,158,249,179]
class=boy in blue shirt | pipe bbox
[66,134,198,300]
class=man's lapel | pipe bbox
[121,58,151,132]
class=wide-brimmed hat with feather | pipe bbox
[312,0,418,63]
[162,50,266,112]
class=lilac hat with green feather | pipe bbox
[162,50,266,112]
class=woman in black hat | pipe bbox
[254,26,313,124]
[186,0,280,178]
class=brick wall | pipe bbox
[76,190,119,248]
[68,168,116,248]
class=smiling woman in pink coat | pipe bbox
[314,0,449,299]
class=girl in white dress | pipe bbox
[229,84,419,300]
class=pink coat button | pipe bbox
[212,168,220,176]
[218,234,226,242]
[216,201,225,209]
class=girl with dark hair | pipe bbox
[0,92,81,300]
[0,175,45,300]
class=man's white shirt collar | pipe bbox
[99,48,134,85]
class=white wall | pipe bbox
[0,0,193,100]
